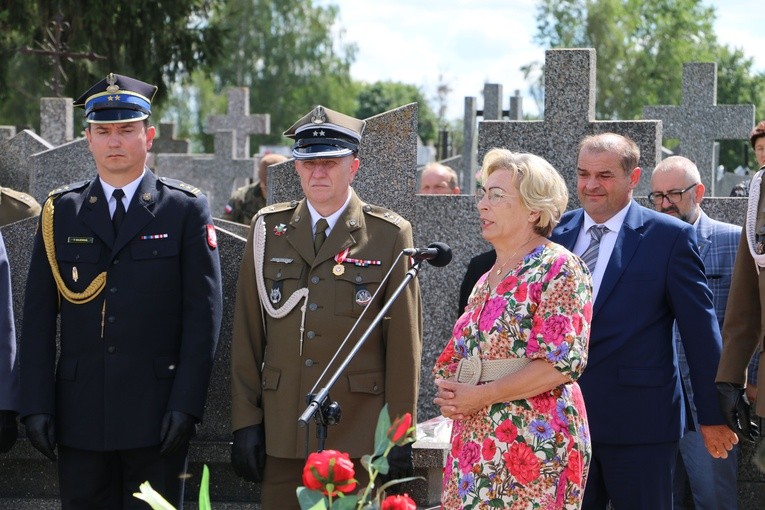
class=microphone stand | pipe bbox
[297,257,427,452]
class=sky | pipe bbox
[316,0,765,121]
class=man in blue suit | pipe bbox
[650,156,741,510]
[550,133,738,509]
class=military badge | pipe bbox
[333,264,345,276]
[355,288,372,306]
[72,266,79,283]
[274,224,287,236]
[333,248,350,277]
[141,192,152,202]
[270,283,282,304]
[89,196,98,204]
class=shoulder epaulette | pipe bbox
[362,203,405,227]
[2,188,39,208]
[48,180,90,197]
[256,200,300,218]
[158,176,202,196]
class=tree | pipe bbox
[355,81,439,145]
[532,0,719,120]
[0,0,224,130]
[530,0,765,171]
[196,0,358,149]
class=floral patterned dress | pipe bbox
[433,242,593,510]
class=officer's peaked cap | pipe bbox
[74,73,157,124]
[283,105,365,160]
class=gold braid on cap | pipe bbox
[42,196,107,304]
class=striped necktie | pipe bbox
[581,225,609,272]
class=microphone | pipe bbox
[403,242,452,267]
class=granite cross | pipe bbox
[154,130,256,216]
[479,48,662,207]
[643,62,754,195]
[205,88,270,159]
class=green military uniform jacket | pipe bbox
[719,169,765,417]
[0,187,41,227]
[221,182,266,225]
[231,189,422,458]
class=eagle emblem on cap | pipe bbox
[105,73,120,93]
[311,106,326,124]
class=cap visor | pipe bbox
[292,145,354,160]
[86,109,149,124]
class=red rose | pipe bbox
[387,413,414,445]
[381,493,417,510]
[302,450,357,496]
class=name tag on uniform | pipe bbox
[67,236,94,244]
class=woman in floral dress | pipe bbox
[434,149,592,509]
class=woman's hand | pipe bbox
[434,378,488,420]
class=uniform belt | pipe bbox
[455,356,531,384]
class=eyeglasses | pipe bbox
[647,183,699,205]
[474,187,517,205]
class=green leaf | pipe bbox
[198,465,211,510]
[488,498,506,507]
[296,487,328,510]
[373,404,392,457]
[371,455,389,475]
[360,454,372,471]
[331,495,359,510]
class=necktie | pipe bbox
[581,225,609,272]
[313,218,329,254]
[112,189,126,234]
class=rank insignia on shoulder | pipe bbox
[207,224,217,248]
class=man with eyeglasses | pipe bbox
[550,133,736,509]
[650,156,742,510]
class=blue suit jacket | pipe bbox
[551,201,724,444]
[676,211,740,427]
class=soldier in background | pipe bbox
[230,106,422,509]
[0,187,41,227]
[221,153,288,225]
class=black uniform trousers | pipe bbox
[58,444,189,510]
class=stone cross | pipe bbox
[205,88,270,159]
[643,62,754,195]
[482,83,504,120]
[152,122,191,154]
[40,97,73,146]
[154,130,256,216]
[479,48,662,207]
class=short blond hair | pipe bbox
[480,148,568,236]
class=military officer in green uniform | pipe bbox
[230,106,422,508]
[221,153,287,225]
[0,186,41,226]
[19,73,223,509]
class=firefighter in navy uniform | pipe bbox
[230,106,423,508]
[18,73,223,509]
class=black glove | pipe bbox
[378,444,413,492]
[0,410,18,453]
[22,413,57,461]
[159,410,197,456]
[717,382,759,442]
[231,424,266,482]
